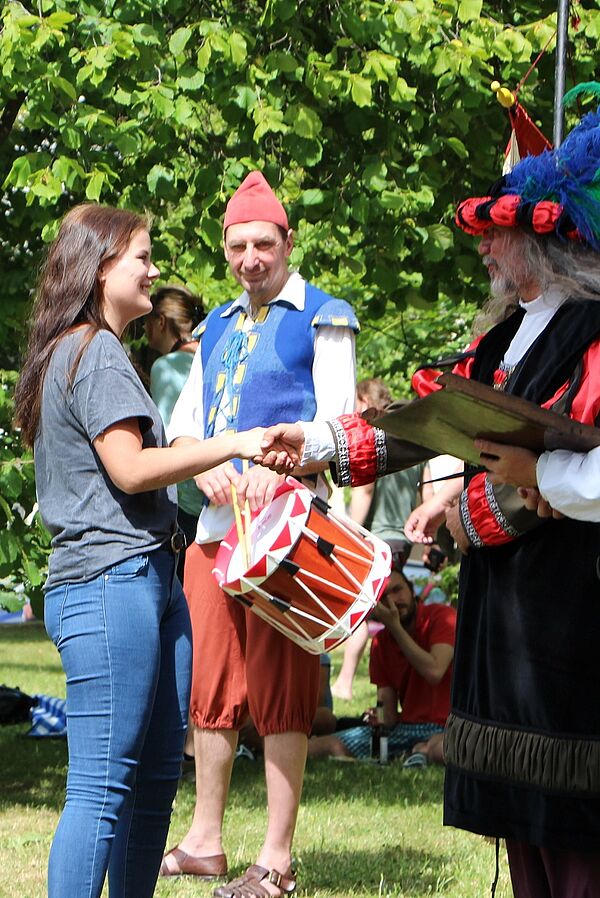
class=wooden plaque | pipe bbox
[372,373,600,466]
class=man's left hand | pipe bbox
[475,438,539,488]
[235,465,286,512]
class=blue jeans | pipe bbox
[44,549,192,898]
[336,721,443,760]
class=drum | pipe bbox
[212,477,391,655]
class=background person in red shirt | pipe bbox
[308,563,456,763]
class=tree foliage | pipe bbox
[2,0,600,599]
[0,369,49,614]
[3,0,600,357]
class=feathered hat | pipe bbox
[456,83,600,252]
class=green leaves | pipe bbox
[48,74,77,102]
[300,188,325,207]
[228,32,247,66]
[457,0,483,22]
[285,104,322,139]
[169,26,192,57]
[351,75,372,107]
[422,223,454,261]
[253,106,287,141]
[0,370,49,599]
[444,136,469,160]
[147,165,175,199]
[1,0,598,379]
[363,161,388,192]
[0,530,19,566]
[86,171,106,201]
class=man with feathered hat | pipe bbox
[162,171,358,896]
[261,105,600,895]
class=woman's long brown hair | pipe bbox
[14,204,149,446]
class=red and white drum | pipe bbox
[213,477,391,655]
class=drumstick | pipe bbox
[242,459,252,565]
[418,465,486,487]
[230,482,248,569]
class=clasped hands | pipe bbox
[194,424,305,513]
[252,422,306,474]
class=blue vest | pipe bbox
[197,283,358,450]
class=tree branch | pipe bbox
[0,93,26,147]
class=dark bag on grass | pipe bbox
[0,684,35,725]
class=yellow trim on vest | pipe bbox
[247,333,259,353]
[234,312,246,331]
[215,372,226,393]
[233,364,246,386]
[208,407,217,426]
[311,314,350,327]
[256,305,270,324]
[232,396,239,416]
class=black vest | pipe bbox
[444,299,600,851]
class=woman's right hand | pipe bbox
[235,427,295,473]
[236,427,268,460]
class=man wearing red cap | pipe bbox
[162,171,358,895]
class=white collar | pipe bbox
[221,271,305,318]
[518,286,568,315]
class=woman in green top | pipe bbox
[145,285,205,558]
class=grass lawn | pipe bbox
[0,622,511,898]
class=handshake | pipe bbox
[251,422,307,473]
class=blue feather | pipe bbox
[499,108,600,250]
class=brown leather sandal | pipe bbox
[213,864,296,898]
[159,845,227,879]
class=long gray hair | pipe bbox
[473,227,600,333]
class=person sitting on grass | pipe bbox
[308,563,456,764]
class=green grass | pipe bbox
[0,624,510,898]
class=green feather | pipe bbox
[563,81,600,108]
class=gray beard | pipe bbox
[489,271,520,303]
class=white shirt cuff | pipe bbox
[299,420,336,465]
[537,447,600,521]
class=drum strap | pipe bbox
[311,495,330,515]
[316,536,335,558]
[280,558,300,577]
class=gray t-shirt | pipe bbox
[364,463,424,543]
[35,329,177,590]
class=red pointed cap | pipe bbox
[224,171,289,231]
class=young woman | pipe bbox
[13,204,267,898]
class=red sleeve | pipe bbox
[536,340,600,424]
[411,336,483,398]
[459,472,521,547]
[411,367,443,398]
[328,413,386,487]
